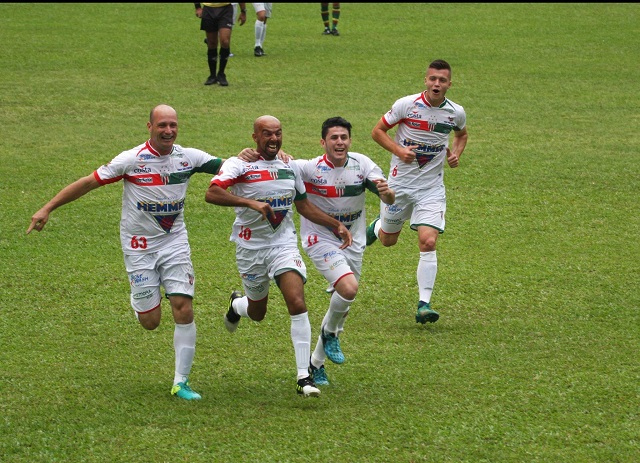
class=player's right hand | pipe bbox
[26,210,49,234]
[251,201,276,221]
[395,144,419,164]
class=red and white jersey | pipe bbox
[382,92,466,189]
[296,152,386,253]
[94,141,222,254]
[210,156,306,250]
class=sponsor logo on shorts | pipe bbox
[242,273,259,282]
[133,289,154,300]
[323,250,338,262]
[130,273,149,286]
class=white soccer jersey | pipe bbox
[382,92,466,189]
[210,156,306,250]
[94,141,222,254]
[296,152,386,253]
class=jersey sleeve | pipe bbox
[290,160,308,199]
[210,157,241,189]
[189,148,223,175]
[381,96,406,128]
[454,106,467,131]
[94,150,131,185]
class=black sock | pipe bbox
[218,47,230,75]
[207,49,218,76]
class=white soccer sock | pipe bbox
[255,20,265,47]
[290,312,311,380]
[374,219,382,238]
[232,295,249,318]
[417,251,437,303]
[260,22,267,45]
[324,291,352,335]
[311,334,326,367]
[173,321,196,385]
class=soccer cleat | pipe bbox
[416,301,440,324]
[366,215,380,246]
[321,327,345,364]
[296,376,321,398]
[331,28,340,36]
[204,75,218,86]
[309,361,329,386]
[323,27,331,35]
[325,284,335,294]
[224,291,242,332]
[216,73,229,86]
[254,46,265,57]
[171,381,201,400]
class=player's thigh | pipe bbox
[409,186,446,233]
[269,246,307,284]
[236,247,271,301]
[124,252,162,313]
[157,243,195,300]
[380,190,412,234]
[306,241,359,287]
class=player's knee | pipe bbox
[339,286,358,301]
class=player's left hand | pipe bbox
[238,148,260,162]
[446,148,460,168]
[277,150,293,163]
[336,224,352,249]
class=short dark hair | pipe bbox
[321,117,352,139]
[428,59,451,73]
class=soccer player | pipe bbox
[321,3,340,36]
[367,59,468,325]
[205,115,352,398]
[27,104,227,401]
[195,2,247,86]
[296,117,395,386]
[251,3,272,56]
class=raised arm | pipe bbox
[26,174,102,234]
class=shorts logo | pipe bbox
[130,273,149,286]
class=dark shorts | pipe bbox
[200,4,234,32]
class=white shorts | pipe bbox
[252,3,272,17]
[380,184,446,234]
[304,241,361,287]
[236,245,306,301]
[124,243,195,313]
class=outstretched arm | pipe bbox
[27,174,102,234]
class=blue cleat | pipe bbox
[171,380,201,400]
[321,327,345,364]
[416,301,439,324]
[309,361,330,386]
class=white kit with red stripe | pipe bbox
[210,156,306,250]
[94,141,222,253]
[295,152,386,252]
[382,92,466,190]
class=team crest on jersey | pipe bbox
[154,214,179,233]
[267,210,288,232]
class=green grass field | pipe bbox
[1,3,638,462]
